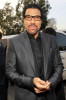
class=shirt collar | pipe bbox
[27,31,41,39]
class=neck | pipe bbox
[34,32,39,39]
[27,30,39,39]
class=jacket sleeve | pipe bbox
[6,39,34,90]
[0,46,6,82]
[48,37,64,88]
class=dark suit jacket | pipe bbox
[0,44,6,85]
[0,44,7,100]
[6,31,65,100]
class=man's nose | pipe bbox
[31,18,35,23]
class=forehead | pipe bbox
[25,8,41,16]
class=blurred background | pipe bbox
[0,0,66,100]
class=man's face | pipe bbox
[24,8,42,35]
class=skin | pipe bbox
[24,8,51,93]
[33,77,51,93]
[24,8,42,39]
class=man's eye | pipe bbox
[36,16,40,18]
[26,16,31,18]
[36,16,39,18]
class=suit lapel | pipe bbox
[20,31,50,78]
[41,32,49,80]
[21,31,36,76]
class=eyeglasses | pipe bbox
[24,15,41,21]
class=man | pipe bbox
[0,32,7,100]
[6,3,65,100]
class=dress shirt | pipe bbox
[27,32,44,80]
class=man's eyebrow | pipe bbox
[25,15,31,16]
[25,15,41,16]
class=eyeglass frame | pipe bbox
[24,15,42,21]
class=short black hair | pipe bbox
[23,3,43,19]
[43,27,56,37]
[0,32,2,39]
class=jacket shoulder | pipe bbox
[40,32,58,48]
[41,31,56,40]
[9,32,25,43]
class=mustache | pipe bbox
[28,24,37,27]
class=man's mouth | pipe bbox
[29,25,37,29]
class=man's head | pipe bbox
[43,27,56,37]
[23,3,43,36]
[0,32,2,43]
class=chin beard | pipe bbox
[27,30,39,35]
